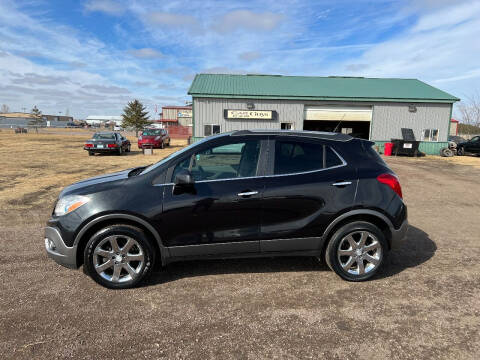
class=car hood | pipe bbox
[59,169,132,197]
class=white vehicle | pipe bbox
[113,125,124,131]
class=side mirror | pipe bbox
[174,169,194,186]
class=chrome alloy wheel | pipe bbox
[93,235,145,283]
[337,231,382,276]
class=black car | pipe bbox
[457,135,480,156]
[84,132,131,156]
[45,130,408,289]
[448,135,466,145]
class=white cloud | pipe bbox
[128,48,164,59]
[84,0,125,16]
[412,1,480,32]
[213,10,284,33]
[239,51,261,61]
[147,12,199,30]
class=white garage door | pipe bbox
[304,105,372,121]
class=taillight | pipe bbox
[107,143,118,148]
[377,173,403,199]
[85,143,93,148]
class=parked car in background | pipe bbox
[46,130,408,289]
[457,136,480,156]
[84,132,131,156]
[448,135,466,145]
[138,128,170,149]
[66,122,83,128]
[113,125,124,131]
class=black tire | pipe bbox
[325,221,387,282]
[83,225,156,289]
[457,146,465,156]
[88,151,94,156]
[440,147,453,157]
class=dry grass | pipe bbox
[0,128,187,209]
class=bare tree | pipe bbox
[458,92,480,127]
[1,104,9,113]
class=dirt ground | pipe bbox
[1,129,479,359]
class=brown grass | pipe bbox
[0,128,187,209]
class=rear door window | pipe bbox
[274,139,344,175]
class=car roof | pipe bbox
[230,129,353,142]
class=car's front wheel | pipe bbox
[325,221,387,281]
[83,225,155,289]
[457,146,465,156]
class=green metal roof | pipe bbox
[188,74,459,103]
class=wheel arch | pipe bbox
[74,213,168,268]
[321,210,394,257]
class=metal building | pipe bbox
[160,106,192,127]
[188,74,459,154]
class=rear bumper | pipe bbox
[44,227,78,269]
[390,219,409,249]
[84,147,118,153]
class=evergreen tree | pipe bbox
[28,105,44,133]
[121,100,150,136]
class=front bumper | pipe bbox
[44,227,78,269]
[390,219,409,249]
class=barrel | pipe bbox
[384,142,394,156]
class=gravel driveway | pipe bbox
[1,156,479,359]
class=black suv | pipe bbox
[45,130,408,289]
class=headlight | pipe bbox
[155,136,161,140]
[54,195,89,216]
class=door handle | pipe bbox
[237,191,258,197]
[332,181,352,187]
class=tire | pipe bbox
[325,221,387,282]
[440,147,453,157]
[83,225,156,289]
[88,151,94,156]
[457,146,465,156]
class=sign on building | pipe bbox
[224,110,276,120]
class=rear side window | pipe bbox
[325,146,343,168]
[274,140,344,175]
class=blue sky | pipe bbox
[0,0,479,119]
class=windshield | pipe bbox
[142,129,162,136]
[93,133,115,140]
[141,134,226,175]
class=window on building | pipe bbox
[204,124,220,136]
[422,129,439,142]
[281,123,293,130]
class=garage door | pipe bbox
[304,105,372,121]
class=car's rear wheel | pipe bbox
[88,151,94,156]
[325,221,387,281]
[83,225,155,289]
